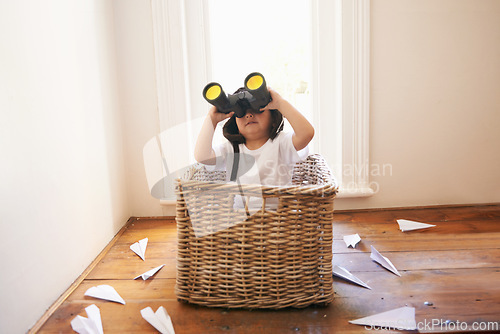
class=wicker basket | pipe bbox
[175,154,338,309]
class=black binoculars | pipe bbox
[202,72,271,118]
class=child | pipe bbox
[195,87,314,188]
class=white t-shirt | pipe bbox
[212,132,309,186]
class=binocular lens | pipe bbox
[245,74,264,90]
[205,84,222,100]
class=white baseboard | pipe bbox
[159,200,176,216]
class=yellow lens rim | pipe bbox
[205,85,221,100]
[246,74,264,90]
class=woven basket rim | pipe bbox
[176,178,338,196]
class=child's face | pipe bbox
[235,109,272,142]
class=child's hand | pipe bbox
[259,86,315,151]
[208,106,233,127]
[260,88,283,111]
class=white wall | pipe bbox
[338,0,500,209]
[0,1,129,333]
[113,0,164,217]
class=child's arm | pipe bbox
[194,106,233,165]
[262,88,314,151]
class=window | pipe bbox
[206,0,314,148]
[149,0,372,200]
[207,0,313,120]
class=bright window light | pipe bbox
[207,0,313,124]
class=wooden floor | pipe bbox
[35,204,500,333]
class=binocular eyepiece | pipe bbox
[203,72,271,118]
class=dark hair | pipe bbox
[222,88,283,144]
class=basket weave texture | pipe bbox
[175,154,338,309]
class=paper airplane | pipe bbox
[397,219,436,232]
[134,264,165,280]
[70,304,104,334]
[332,265,372,289]
[349,306,417,330]
[141,306,176,334]
[130,238,148,261]
[343,234,361,248]
[370,246,401,277]
[84,285,126,304]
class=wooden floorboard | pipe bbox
[35,204,500,333]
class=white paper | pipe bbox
[332,265,372,289]
[71,304,104,334]
[141,306,175,334]
[84,285,126,305]
[370,246,401,277]
[130,238,148,261]
[134,264,165,280]
[343,234,361,248]
[349,306,417,330]
[397,219,436,232]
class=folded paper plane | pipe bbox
[134,264,165,280]
[70,304,104,334]
[397,219,436,232]
[141,306,176,334]
[349,306,417,330]
[343,234,361,248]
[84,285,126,304]
[332,265,371,289]
[130,237,148,261]
[370,246,401,277]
